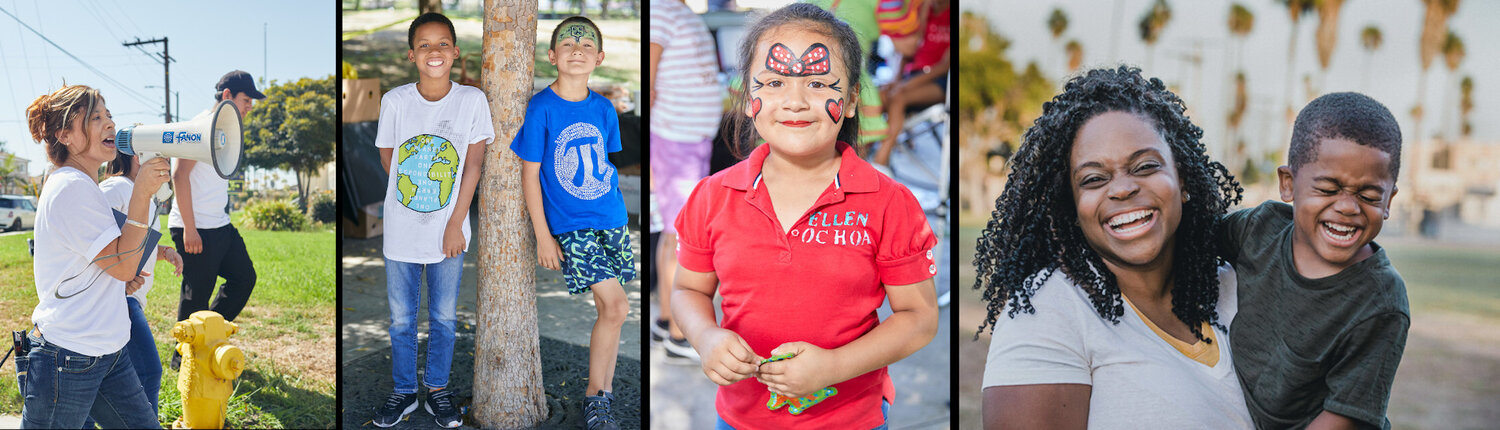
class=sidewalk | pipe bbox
[340,214,643,429]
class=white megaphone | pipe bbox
[115,100,243,200]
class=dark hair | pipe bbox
[1289,92,1402,178]
[972,66,1243,343]
[550,16,603,52]
[107,151,135,178]
[26,84,103,166]
[408,12,457,50]
[727,3,863,158]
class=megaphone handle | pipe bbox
[139,152,174,201]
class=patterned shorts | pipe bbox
[555,226,638,295]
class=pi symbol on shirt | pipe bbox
[553,122,614,200]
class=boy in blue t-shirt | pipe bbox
[511,16,635,430]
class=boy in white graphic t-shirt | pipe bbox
[370,12,493,429]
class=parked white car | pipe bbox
[0,195,37,232]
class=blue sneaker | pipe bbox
[584,390,619,430]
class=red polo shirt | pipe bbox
[675,141,937,429]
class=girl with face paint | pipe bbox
[669,4,940,429]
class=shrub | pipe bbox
[244,199,310,231]
[310,193,336,224]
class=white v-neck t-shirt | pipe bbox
[982,265,1253,429]
[32,167,130,356]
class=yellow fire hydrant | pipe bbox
[171,311,246,429]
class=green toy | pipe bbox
[759,352,837,415]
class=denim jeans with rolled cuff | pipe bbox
[385,252,463,394]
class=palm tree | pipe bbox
[1049,8,1069,72]
[1228,3,1255,71]
[1137,0,1172,72]
[1360,25,1383,90]
[1066,39,1084,72]
[1441,31,1465,139]
[1277,0,1315,153]
[1312,0,1345,94]
[1410,0,1462,236]
[1226,3,1254,163]
[474,0,548,426]
[1460,75,1474,137]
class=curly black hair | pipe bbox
[1289,92,1402,178]
[972,66,1243,342]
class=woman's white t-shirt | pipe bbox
[32,167,130,356]
[99,176,159,307]
[982,265,1253,429]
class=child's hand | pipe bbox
[756,342,841,399]
[124,272,147,295]
[158,246,183,276]
[695,327,763,386]
[443,223,465,258]
[537,236,564,271]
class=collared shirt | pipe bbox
[675,141,936,430]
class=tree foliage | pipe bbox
[243,75,336,212]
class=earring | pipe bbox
[1183,193,1191,202]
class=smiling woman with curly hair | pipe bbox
[975,66,1249,429]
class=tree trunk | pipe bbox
[420,0,443,14]
[473,0,548,428]
[296,169,308,214]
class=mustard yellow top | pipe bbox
[1123,295,1220,367]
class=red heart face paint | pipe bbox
[825,98,843,123]
[751,97,762,119]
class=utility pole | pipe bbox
[124,37,174,122]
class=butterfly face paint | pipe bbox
[556,22,599,47]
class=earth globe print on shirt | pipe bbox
[395,134,460,213]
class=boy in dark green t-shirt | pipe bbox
[1219,92,1410,430]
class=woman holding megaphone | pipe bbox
[20,84,167,429]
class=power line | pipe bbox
[0,3,160,109]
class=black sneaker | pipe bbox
[425,387,463,428]
[650,318,670,343]
[373,392,419,428]
[584,390,618,430]
[170,351,181,371]
[663,336,701,363]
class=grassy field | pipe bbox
[956,214,1500,428]
[0,214,336,428]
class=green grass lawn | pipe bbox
[0,214,335,428]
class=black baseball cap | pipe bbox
[216,70,266,99]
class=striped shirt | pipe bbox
[650,0,724,142]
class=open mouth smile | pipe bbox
[1105,208,1157,240]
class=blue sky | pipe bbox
[0,0,335,177]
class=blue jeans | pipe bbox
[18,332,160,429]
[715,400,890,430]
[385,254,463,394]
[84,298,163,428]
[124,297,162,414]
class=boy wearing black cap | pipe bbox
[168,69,262,369]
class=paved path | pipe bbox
[341,211,643,428]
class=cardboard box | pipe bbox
[342,78,382,123]
[342,202,383,239]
